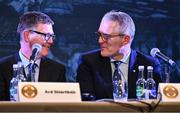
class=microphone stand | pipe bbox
[165,61,180,83]
[171,62,180,77]
[28,43,41,82]
[164,64,170,83]
[29,61,36,82]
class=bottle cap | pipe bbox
[147,66,153,70]
[13,64,18,69]
[17,61,23,68]
[138,65,144,70]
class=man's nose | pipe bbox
[98,36,105,43]
[47,37,54,44]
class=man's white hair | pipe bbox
[102,10,135,40]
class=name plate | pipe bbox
[18,82,81,102]
[158,83,180,102]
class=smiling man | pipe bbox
[76,11,162,101]
[0,11,66,100]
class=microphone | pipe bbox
[30,43,42,63]
[150,48,175,66]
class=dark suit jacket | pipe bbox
[77,49,162,100]
[0,53,66,101]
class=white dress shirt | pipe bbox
[19,50,41,82]
[110,50,131,82]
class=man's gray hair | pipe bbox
[102,10,135,39]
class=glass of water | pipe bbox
[113,80,128,102]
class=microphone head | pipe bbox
[150,48,160,57]
[30,44,42,62]
[32,43,42,52]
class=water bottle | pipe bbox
[10,62,26,102]
[9,64,19,101]
[145,66,156,99]
[136,66,146,100]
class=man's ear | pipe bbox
[123,35,130,45]
[23,31,30,42]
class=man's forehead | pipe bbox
[99,19,120,33]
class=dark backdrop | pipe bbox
[0,0,179,81]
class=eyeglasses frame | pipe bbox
[29,30,56,41]
[95,31,125,41]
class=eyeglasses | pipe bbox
[95,31,125,41]
[29,30,56,41]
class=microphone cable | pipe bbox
[96,99,148,113]
[134,92,162,113]
[149,92,162,112]
[95,95,162,113]
[135,99,152,113]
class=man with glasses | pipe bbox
[76,11,162,101]
[0,11,66,100]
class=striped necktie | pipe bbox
[27,63,38,82]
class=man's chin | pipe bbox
[39,52,49,58]
[43,53,49,57]
[100,51,110,57]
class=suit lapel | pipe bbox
[14,53,29,79]
[14,53,21,63]
[38,57,48,81]
[6,53,21,81]
[98,54,113,98]
[128,50,138,99]
[129,50,137,72]
[99,57,112,81]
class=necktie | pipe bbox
[27,63,37,82]
[112,61,128,101]
[113,61,122,81]
[112,61,123,100]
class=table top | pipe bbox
[0,101,179,112]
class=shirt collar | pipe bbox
[19,50,41,68]
[110,50,131,64]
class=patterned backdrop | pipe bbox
[0,0,179,81]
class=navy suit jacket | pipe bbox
[77,49,162,100]
[0,53,66,101]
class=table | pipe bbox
[0,101,179,112]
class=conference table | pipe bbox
[0,100,179,112]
